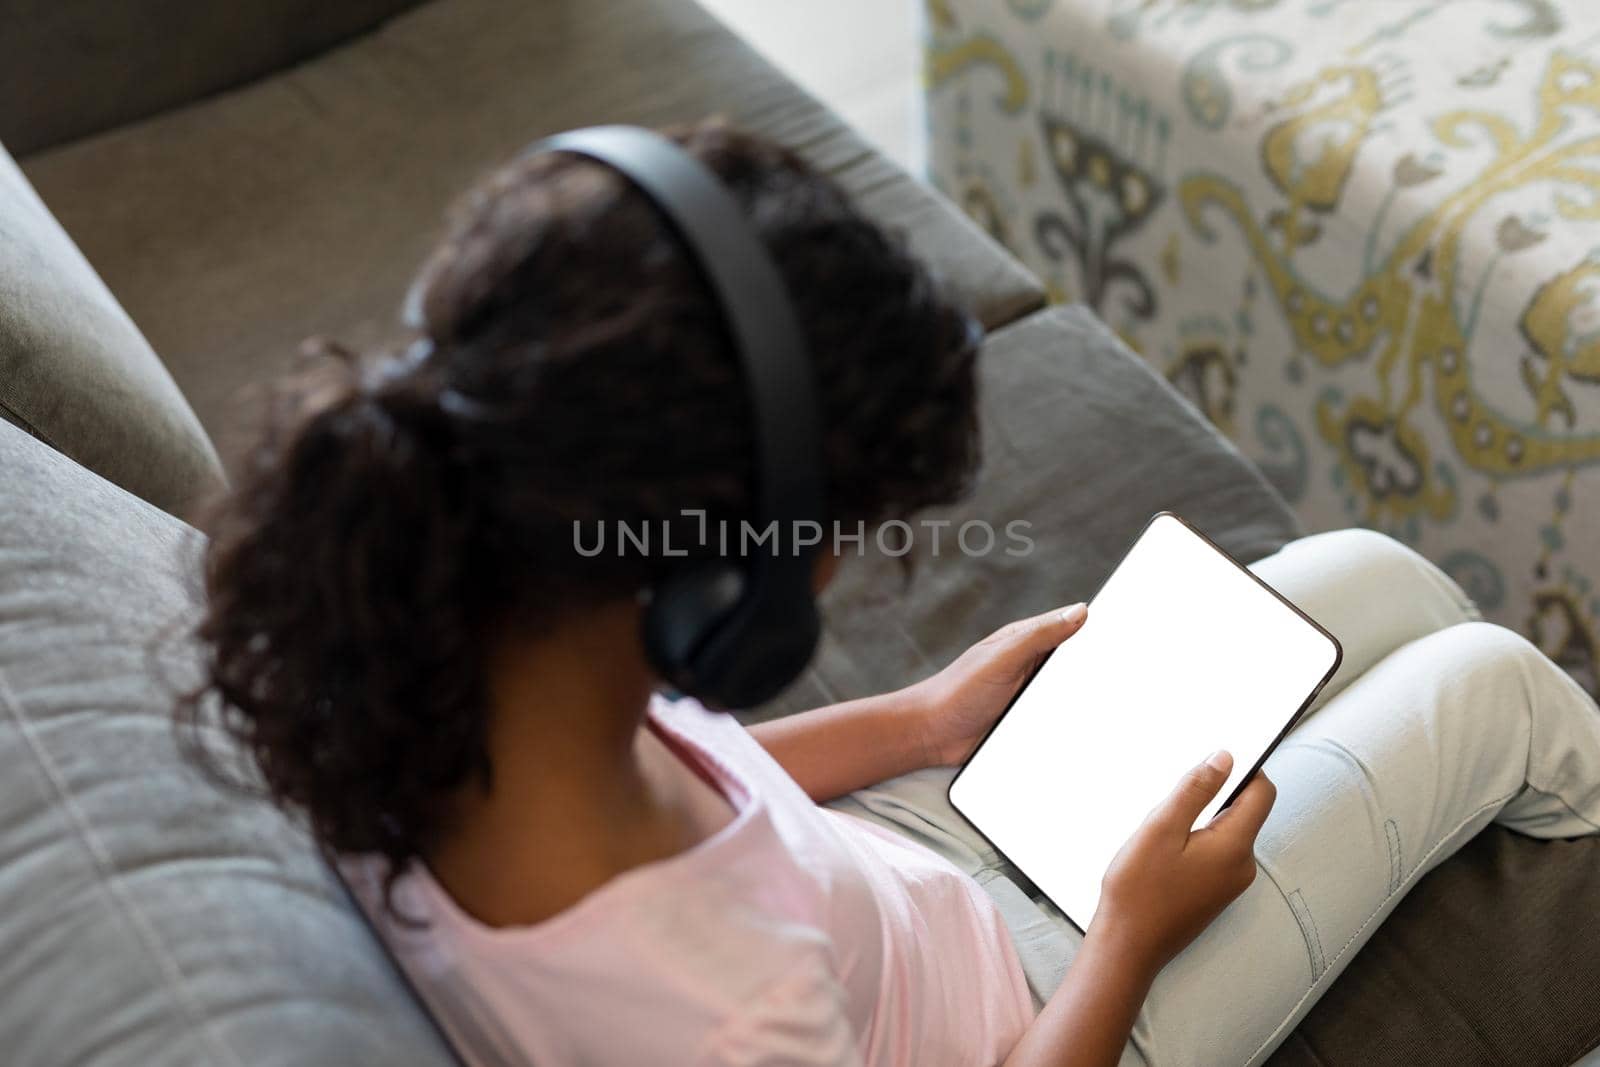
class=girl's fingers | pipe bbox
[990,603,1088,660]
[1151,750,1232,832]
[1206,772,1277,843]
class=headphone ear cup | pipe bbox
[641,562,822,711]
[680,566,821,711]
[641,563,747,695]
[707,585,819,709]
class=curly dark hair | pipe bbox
[180,119,982,885]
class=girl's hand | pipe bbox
[1002,758,1275,1067]
[1096,751,1277,973]
[909,603,1089,767]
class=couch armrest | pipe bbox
[0,142,224,518]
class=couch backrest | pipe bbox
[0,0,427,156]
[0,139,224,518]
[0,417,456,1067]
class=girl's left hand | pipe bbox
[909,603,1089,767]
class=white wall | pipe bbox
[694,0,920,172]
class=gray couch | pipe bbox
[0,1,1594,1064]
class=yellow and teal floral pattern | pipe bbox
[926,0,1600,694]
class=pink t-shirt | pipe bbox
[342,696,1036,1066]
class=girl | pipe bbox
[184,122,1600,1066]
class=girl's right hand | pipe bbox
[1002,753,1277,1067]
[1095,751,1277,973]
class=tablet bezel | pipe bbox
[946,511,1343,932]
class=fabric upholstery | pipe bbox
[0,416,456,1067]
[924,0,1600,701]
[0,0,427,155]
[0,140,223,520]
[755,305,1301,720]
[20,0,1043,470]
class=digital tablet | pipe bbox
[948,512,1341,932]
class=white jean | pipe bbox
[831,528,1600,1067]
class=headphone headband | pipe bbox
[532,126,826,708]
[534,126,826,538]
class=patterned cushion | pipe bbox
[926,4,1600,1061]
[925,0,1600,700]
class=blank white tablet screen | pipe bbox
[948,513,1339,931]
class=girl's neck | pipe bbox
[423,601,718,928]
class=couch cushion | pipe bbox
[20,0,1044,470]
[0,418,454,1066]
[0,0,427,156]
[755,304,1302,720]
[0,141,223,519]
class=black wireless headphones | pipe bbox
[533,125,825,710]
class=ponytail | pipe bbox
[181,342,491,877]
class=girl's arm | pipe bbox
[750,605,1088,801]
[747,686,933,802]
[1007,919,1159,1067]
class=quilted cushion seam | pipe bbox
[0,664,246,1067]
